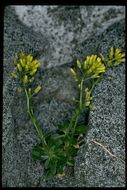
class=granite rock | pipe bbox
[12,5,125,68]
[75,63,125,187]
[3,6,46,187]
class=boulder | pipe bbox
[13,5,125,68]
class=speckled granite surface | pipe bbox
[3,6,125,187]
[75,63,125,187]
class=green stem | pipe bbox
[90,73,106,94]
[71,77,84,136]
[71,75,92,135]
[25,88,47,146]
[79,78,84,110]
[71,109,80,136]
[69,75,95,137]
[90,78,99,93]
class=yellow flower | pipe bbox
[30,69,37,75]
[20,58,25,67]
[25,64,29,71]
[15,53,41,78]
[23,75,28,84]
[27,54,33,63]
[100,53,105,61]
[70,68,76,75]
[83,54,106,78]
[70,68,78,82]
[109,47,114,60]
[114,48,125,65]
[13,52,42,93]
[85,88,93,108]
[29,77,34,83]
[32,64,40,70]
[107,47,125,66]
[17,63,22,72]
[76,59,81,69]
[31,60,40,67]
[34,85,42,94]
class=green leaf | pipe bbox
[57,164,64,174]
[44,159,50,169]
[75,125,88,135]
[69,137,77,145]
[58,121,69,130]
[32,149,42,160]
[67,159,74,166]
[46,135,63,149]
[46,136,55,147]
[57,156,67,174]
[65,146,78,157]
[49,159,57,176]
[51,134,64,145]
[45,170,53,179]
[57,121,71,135]
[51,133,61,139]
[32,145,47,161]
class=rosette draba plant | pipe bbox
[12,47,125,178]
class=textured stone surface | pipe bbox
[3,6,125,187]
[3,6,48,85]
[75,64,125,187]
[12,5,125,68]
[3,7,46,187]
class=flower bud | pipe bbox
[34,85,42,94]
[30,69,37,75]
[11,72,18,79]
[17,64,22,72]
[23,75,28,84]
[77,60,81,69]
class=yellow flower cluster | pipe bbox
[12,52,42,95]
[83,55,106,78]
[12,52,40,85]
[106,47,125,66]
[70,55,106,82]
[19,53,40,81]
